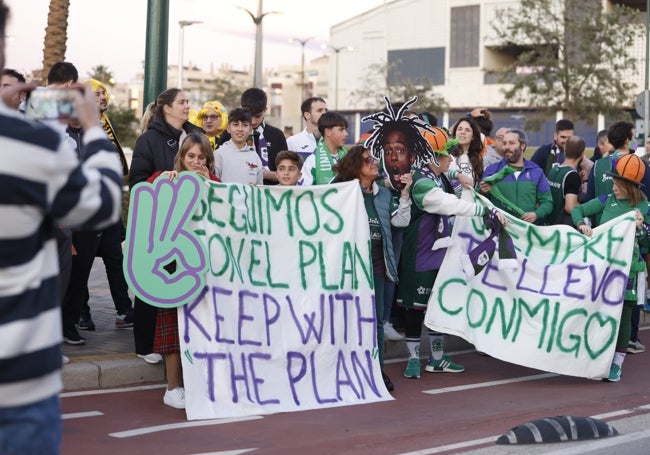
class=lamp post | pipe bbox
[143,0,169,109]
[239,0,280,88]
[290,36,314,128]
[325,44,353,110]
[178,20,201,90]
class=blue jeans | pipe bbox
[0,395,61,454]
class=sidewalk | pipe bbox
[61,259,165,390]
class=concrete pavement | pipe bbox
[61,259,165,390]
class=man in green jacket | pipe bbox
[479,128,553,225]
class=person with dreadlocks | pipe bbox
[364,97,506,380]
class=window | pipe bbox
[450,5,480,68]
[387,48,445,85]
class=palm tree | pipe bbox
[41,0,70,85]
[88,65,115,86]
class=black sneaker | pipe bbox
[63,326,86,345]
[78,315,95,331]
[115,309,134,328]
[382,370,394,392]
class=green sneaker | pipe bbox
[404,357,421,378]
[605,363,621,382]
[425,355,465,373]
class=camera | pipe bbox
[25,88,79,120]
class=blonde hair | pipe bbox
[140,102,155,133]
[174,133,215,173]
[613,178,646,207]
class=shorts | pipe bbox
[397,269,438,310]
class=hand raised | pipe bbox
[124,172,208,307]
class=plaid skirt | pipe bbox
[153,307,180,354]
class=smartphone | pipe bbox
[25,88,78,120]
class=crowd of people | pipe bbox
[1,0,649,449]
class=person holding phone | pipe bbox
[0,2,123,450]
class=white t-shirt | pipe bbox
[287,128,317,155]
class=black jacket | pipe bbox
[129,116,203,188]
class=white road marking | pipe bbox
[398,403,650,454]
[61,383,166,398]
[543,428,650,455]
[592,403,650,420]
[109,416,264,438]
[188,450,257,455]
[422,372,557,395]
[398,436,497,455]
[384,349,476,365]
[62,411,103,420]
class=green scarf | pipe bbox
[482,165,525,217]
[312,139,347,184]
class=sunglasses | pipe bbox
[363,155,378,164]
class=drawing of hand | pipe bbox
[124,172,207,307]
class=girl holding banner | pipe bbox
[147,133,220,408]
[571,153,650,382]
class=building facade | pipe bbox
[328,0,647,144]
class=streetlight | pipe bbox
[324,44,353,110]
[239,0,280,88]
[178,20,201,90]
[289,36,315,128]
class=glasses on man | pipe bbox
[363,155,379,164]
[203,115,220,121]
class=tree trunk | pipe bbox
[41,0,70,85]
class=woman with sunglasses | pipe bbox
[333,144,412,392]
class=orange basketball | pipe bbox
[615,154,645,184]
[422,127,449,152]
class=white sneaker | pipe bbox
[383,321,403,341]
[62,355,70,365]
[137,353,163,364]
[163,387,185,409]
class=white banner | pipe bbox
[180,180,391,420]
[425,191,637,379]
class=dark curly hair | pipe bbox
[451,116,484,183]
[362,96,439,168]
[333,145,369,183]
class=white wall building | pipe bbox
[329,0,646,127]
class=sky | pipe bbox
[4,0,386,82]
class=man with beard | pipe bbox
[479,128,553,225]
[76,79,133,331]
[530,119,574,175]
[287,96,328,158]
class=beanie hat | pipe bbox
[607,153,645,187]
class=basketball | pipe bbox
[615,154,645,184]
[422,126,449,152]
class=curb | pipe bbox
[62,357,165,391]
[61,335,473,391]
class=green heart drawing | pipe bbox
[583,312,618,360]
